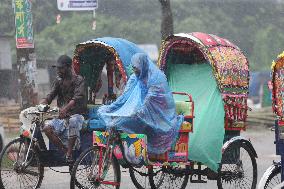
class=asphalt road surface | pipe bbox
[4,126,277,189]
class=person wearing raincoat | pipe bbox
[98,53,183,154]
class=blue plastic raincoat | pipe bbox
[98,53,183,154]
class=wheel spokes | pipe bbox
[0,139,42,189]
[73,147,119,189]
[220,145,255,188]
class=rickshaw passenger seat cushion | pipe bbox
[175,101,192,116]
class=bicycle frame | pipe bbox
[21,122,38,167]
[91,129,122,187]
[18,107,73,167]
[18,108,49,166]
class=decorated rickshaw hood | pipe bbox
[172,32,239,49]
[73,37,146,82]
[158,32,250,96]
[271,51,284,118]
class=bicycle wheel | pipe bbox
[217,141,257,189]
[70,146,121,189]
[0,137,44,189]
[149,165,189,189]
[129,166,165,189]
[258,163,281,189]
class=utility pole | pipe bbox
[13,0,38,109]
[159,0,174,40]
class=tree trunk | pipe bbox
[159,0,174,40]
[17,49,39,109]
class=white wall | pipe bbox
[0,37,12,70]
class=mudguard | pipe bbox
[222,136,258,158]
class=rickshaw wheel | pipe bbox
[70,146,121,189]
[148,165,189,189]
[129,166,165,189]
[217,141,257,189]
[260,163,281,189]
[0,137,44,189]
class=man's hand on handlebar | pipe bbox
[40,99,48,105]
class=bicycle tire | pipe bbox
[149,165,189,189]
[129,166,150,189]
[129,165,165,189]
[259,163,281,189]
[70,146,121,189]
[0,137,44,189]
[217,141,257,189]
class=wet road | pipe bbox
[4,126,277,189]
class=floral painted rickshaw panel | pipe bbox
[209,46,249,129]
[273,57,284,118]
[209,46,249,95]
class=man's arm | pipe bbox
[72,76,85,103]
[59,76,85,118]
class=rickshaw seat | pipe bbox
[175,101,193,117]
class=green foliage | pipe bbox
[1,0,284,71]
[0,0,15,35]
[35,13,160,58]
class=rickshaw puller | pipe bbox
[41,55,87,163]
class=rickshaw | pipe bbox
[258,51,284,189]
[69,34,257,189]
[69,37,195,189]
[156,32,257,188]
[0,37,145,189]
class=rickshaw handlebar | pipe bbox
[27,108,59,115]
